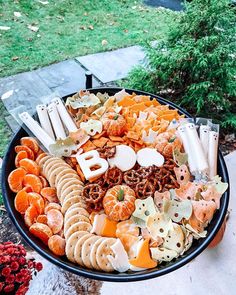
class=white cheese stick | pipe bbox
[208,131,219,179]
[52,97,78,132]
[200,125,210,157]
[47,102,67,140]
[19,112,55,151]
[36,104,55,140]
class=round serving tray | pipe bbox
[2,87,230,282]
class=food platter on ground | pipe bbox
[2,88,229,282]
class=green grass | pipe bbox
[0,0,178,78]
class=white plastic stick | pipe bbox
[19,112,55,151]
[200,125,210,157]
[52,97,78,132]
[177,125,198,173]
[208,131,219,179]
[36,104,55,140]
[185,123,209,173]
[47,102,67,140]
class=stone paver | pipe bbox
[76,46,145,83]
[101,152,236,295]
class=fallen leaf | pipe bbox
[27,25,39,32]
[101,39,108,46]
[88,25,94,30]
[0,26,11,31]
[14,11,22,17]
[12,56,19,61]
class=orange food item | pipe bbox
[15,150,28,167]
[40,187,58,203]
[23,174,43,193]
[129,239,157,269]
[118,97,135,107]
[8,168,27,193]
[20,137,39,154]
[101,112,126,137]
[15,145,34,160]
[19,158,40,175]
[76,165,86,182]
[35,153,48,164]
[103,185,136,221]
[92,137,108,148]
[155,131,182,158]
[14,188,30,214]
[44,203,61,214]
[116,220,139,237]
[128,102,146,113]
[119,234,139,254]
[36,214,48,224]
[28,192,44,214]
[100,218,118,238]
[81,140,96,152]
[39,176,48,188]
[46,209,63,234]
[29,223,53,245]
[24,205,39,227]
[48,235,66,256]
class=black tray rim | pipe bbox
[1,87,230,282]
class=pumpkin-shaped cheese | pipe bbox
[103,185,136,221]
[155,131,182,158]
[101,112,126,136]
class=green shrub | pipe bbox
[126,0,236,129]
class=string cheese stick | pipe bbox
[47,102,67,140]
[19,112,55,151]
[52,97,78,133]
[185,123,209,173]
[36,104,55,140]
[177,125,198,173]
[200,125,210,157]
[208,131,219,179]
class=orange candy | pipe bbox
[20,137,39,154]
[40,187,59,203]
[46,209,63,234]
[29,223,53,245]
[15,150,28,167]
[8,168,27,193]
[28,192,44,214]
[14,188,29,214]
[36,214,48,224]
[44,203,61,214]
[15,145,34,160]
[23,174,43,193]
[48,235,66,256]
[24,205,39,227]
[19,158,40,176]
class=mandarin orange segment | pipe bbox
[116,220,139,238]
[24,205,39,227]
[15,150,28,167]
[28,192,44,214]
[35,153,48,164]
[14,188,29,214]
[29,222,53,245]
[46,209,63,234]
[23,174,43,193]
[15,145,34,160]
[44,203,62,214]
[36,214,48,224]
[39,176,48,188]
[20,137,39,154]
[48,235,66,256]
[19,158,40,176]
[8,168,27,193]
[40,187,59,203]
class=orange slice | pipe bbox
[44,203,61,214]
[20,137,39,154]
[15,150,28,167]
[23,174,43,193]
[14,188,29,214]
[48,235,66,256]
[36,214,48,224]
[8,168,27,193]
[19,158,40,176]
[46,209,63,234]
[15,145,34,160]
[28,192,44,214]
[24,205,39,227]
[29,222,53,245]
[40,187,59,203]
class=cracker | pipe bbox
[61,196,83,214]
[81,235,101,269]
[64,215,90,233]
[61,184,84,199]
[38,155,53,174]
[57,173,80,187]
[48,166,72,187]
[65,207,90,221]
[96,238,116,272]
[65,221,92,240]
[46,161,70,179]
[65,202,88,214]
[66,231,88,263]
[55,168,77,187]
[42,157,61,174]
[58,179,83,198]
[74,233,93,266]
[61,190,84,204]
[90,237,105,270]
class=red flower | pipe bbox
[3,283,15,293]
[0,282,4,292]
[15,273,23,283]
[16,284,29,295]
[35,262,43,272]
[18,257,26,265]
[11,261,20,271]
[6,274,15,284]
[27,260,34,268]
[2,267,11,277]
[20,269,30,276]
[3,241,13,246]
